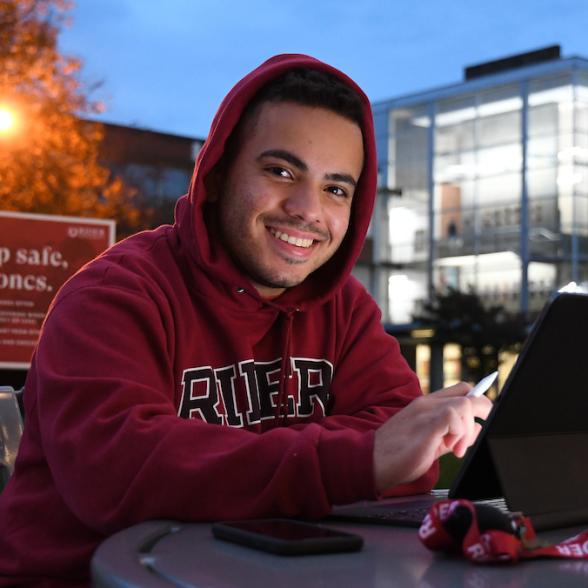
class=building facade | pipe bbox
[365,47,588,327]
[100,122,203,228]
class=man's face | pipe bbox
[215,101,364,298]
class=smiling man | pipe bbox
[213,100,363,297]
[0,55,490,587]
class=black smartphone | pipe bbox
[211,518,363,555]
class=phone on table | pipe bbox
[211,518,363,555]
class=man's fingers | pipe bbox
[431,381,472,397]
[433,397,480,457]
[452,422,483,458]
[470,395,493,420]
[431,381,493,420]
[432,384,492,420]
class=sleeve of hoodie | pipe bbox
[290,279,438,497]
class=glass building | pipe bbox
[366,47,588,325]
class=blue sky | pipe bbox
[59,0,588,139]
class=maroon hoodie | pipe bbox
[0,54,437,586]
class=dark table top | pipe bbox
[91,516,588,587]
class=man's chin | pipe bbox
[249,268,309,291]
[255,276,304,290]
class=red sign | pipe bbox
[0,211,115,368]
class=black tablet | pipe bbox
[450,291,588,529]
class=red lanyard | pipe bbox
[419,499,588,563]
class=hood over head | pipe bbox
[175,53,377,310]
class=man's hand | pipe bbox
[373,383,492,493]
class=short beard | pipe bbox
[240,258,307,290]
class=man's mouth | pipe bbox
[269,228,314,249]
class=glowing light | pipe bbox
[411,328,435,339]
[0,106,18,135]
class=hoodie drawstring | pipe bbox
[275,309,296,423]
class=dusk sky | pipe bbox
[59,0,588,139]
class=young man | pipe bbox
[0,54,490,586]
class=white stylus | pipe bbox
[466,370,498,398]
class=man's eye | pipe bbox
[267,166,290,178]
[327,186,348,198]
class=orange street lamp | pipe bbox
[0,105,19,136]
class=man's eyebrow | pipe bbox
[325,172,357,188]
[258,149,307,171]
[258,149,358,188]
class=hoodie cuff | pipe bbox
[318,429,377,505]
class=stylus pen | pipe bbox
[466,371,498,398]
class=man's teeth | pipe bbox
[270,229,313,248]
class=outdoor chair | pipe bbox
[0,386,24,492]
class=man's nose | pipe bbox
[283,183,322,224]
